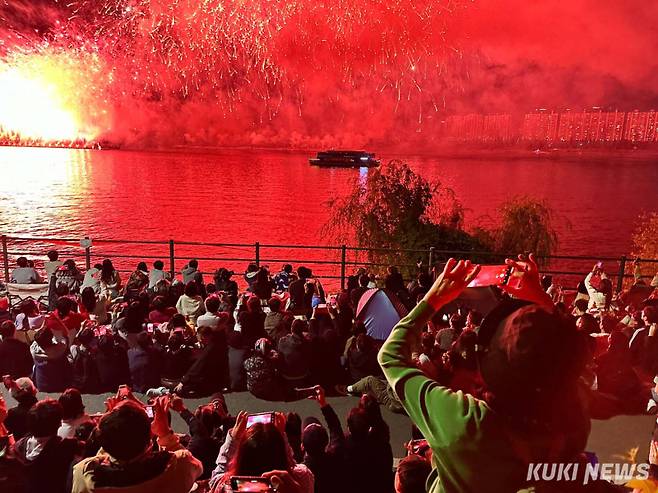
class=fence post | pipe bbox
[84,236,91,270]
[1,235,8,284]
[340,245,347,291]
[169,239,175,278]
[255,242,260,267]
[428,246,435,270]
[617,255,627,293]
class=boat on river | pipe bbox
[309,150,380,168]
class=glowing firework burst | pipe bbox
[1,0,469,147]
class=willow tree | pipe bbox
[322,160,485,273]
[631,212,658,260]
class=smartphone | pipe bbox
[246,412,275,429]
[2,375,13,390]
[117,385,130,400]
[230,476,273,492]
[295,387,317,399]
[145,406,154,419]
[467,265,511,288]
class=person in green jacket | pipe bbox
[378,255,601,493]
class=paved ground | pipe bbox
[2,387,655,462]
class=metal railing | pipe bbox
[2,234,657,292]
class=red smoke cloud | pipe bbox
[0,0,656,148]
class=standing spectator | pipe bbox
[11,257,41,284]
[176,281,206,325]
[54,259,84,294]
[57,388,92,439]
[13,398,79,493]
[253,267,275,301]
[128,332,163,393]
[274,264,294,293]
[289,267,313,315]
[72,399,203,492]
[182,259,204,287]
[149,260,170,290]
[4,377,38,440]
[99,259,122,300]
[44,250,63,280]
[349,274,370,310]
[31,327,72,392]
[0,320,33,378]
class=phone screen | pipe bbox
[230,477,272,492]
[467,265,510,288]
[246,412,274,428]
[145,406,154,419]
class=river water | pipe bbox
[0,146,656,285]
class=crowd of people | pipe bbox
[0,250,657,492]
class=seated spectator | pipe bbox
[182,259,204,288]
[169,395,227,480]
[15,299,45,331]
[274,264,294,293]
[214,268,238,308]
[346,333,381,382]
[596,331,645,407]
[46,296,84,343]
[13,398,79,493]
[244,263,260,292]
[31,327,72,392]
[124,262,149,300]
[264,297,287,343]
[96,334,131,392]
[113,301,147,347]
[197,296,229,331]
[57,388,92,439]
[11,256,41,284]
[161,331,194,387]
[54,259,84,294]
[238,296,266,349]
[4,377,38,440]
[69,327,102,394]
[0,320,34,378]
[395,455,432,493]
[174,326,226,397]
[339,375,404,413]
[44,250,63,280]
[253,267,275,300]
[343,400,393,493]
[0,394,28,493]
[278,319,311,387]
[128,332,163,393]
[244,338,286,401]
[79,286,110,325]
[72,398,202,492]
[99,259,122,300]
[176,281,205,325]
[80,263,102,294]
[149,295,177,324]
[149,260,170,290]
[211,412,314,493]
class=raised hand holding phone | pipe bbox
[501,253,553,308]
[422,259,481,310]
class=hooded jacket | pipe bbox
[175,295,205,324]
[72,433,202,493]
[30,339,72,392]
